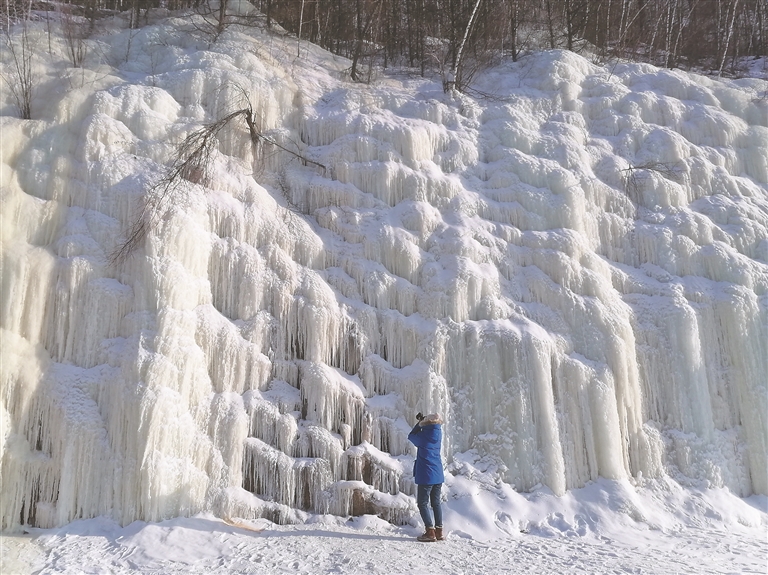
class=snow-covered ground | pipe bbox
[4,479,767,574]
[2,5,768,575]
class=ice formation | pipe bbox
[1,17,766,530]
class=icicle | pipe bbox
[243,438,331,511]
[244,391,299,454]
[342,442,409,496]
[300,363,365,437]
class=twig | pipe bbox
[111,101,326,264]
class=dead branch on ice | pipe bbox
[111,103,326,264]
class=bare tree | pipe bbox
[2,22,33,119]
[61,6,89,68]
[258,0,765,79]
[192,0,266,42]
[445,0,483,92]
[622,160,683,214]
[564,0,590,51]
[506,0,523,61]
[129,0,154,29]
[350,0,381,81]
[718,0,741,75]
[545,0,557,49]
[113,94,325,263]
[297,0,305,56]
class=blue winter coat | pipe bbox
[408,423,444,485]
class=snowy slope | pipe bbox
[4,482,768,574]
[1,7,767,547]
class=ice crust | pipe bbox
[1,19,767,530]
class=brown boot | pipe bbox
[417,528,436,542]
[435,526,444,540]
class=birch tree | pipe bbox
[718,0,740,75]
[445,0,483,92]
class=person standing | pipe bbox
[408,412,445,542]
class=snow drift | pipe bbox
[1,13,767,530]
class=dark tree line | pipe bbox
[4,0,766,81]
[256,0,766,80]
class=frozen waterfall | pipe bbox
[1,20,766,530]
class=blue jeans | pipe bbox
[417,484,443,528]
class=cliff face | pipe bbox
[1,17,766,530]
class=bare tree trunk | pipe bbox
[405,0,413,66]
[581,0,590,40]
[350,0,380,82]
[619,0,628,47]
[716,0,723,60]
[718,0,740,75]
[297,0,305,57]
[418,0,425,77]
[217,0,227,38]
[545,0,556,49]
[649,3,664,63]
[671,0,699,68]
[663,0,674,67]
[618,0,648,59]
[446,0,482,91]
[46,4,52,55]
[509,0,519,61]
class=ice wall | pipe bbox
[1,18,766,530]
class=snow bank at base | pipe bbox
[8,479,768,575]
[442,475,766,542]
[1,10,767,532]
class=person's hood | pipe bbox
[419,413,443,426]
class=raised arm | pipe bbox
[408,424,427,447]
